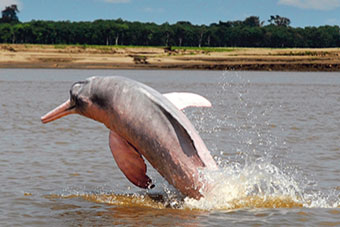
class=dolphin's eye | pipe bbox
[75,96,85,107]
[69,92,84,107]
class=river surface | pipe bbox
[1,69,340,226]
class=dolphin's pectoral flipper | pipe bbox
[109,130,154,189]
[163,92,212,110]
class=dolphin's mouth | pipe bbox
[41,100,76,124]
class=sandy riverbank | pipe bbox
[1,44,340,71]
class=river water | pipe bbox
[1,69,340,226]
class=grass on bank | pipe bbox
[54,44,237,52]
[50,44,238,53]
[1,43,339,57]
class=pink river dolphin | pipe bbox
[41,76,217,199]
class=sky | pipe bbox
[1,0,340,27]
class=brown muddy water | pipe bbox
[1,69,340,226]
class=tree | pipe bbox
[159,22,174,46]
[0,23,12,42]
[268,15,290,27]
[172,21,193,46]
[243,16,262,27]
[0,15,339,48]
[1,4,19,23]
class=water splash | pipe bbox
[184,159,302,210]
[45,156,339,211]
[184,70,340,210]
[184,157,340,210]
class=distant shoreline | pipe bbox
[1,44,340,71]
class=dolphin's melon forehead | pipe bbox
[70,79,89,96]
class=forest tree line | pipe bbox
[0,15,340,48]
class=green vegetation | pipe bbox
[170,46,237,52]
[0,10,339,48]
[278,51,331,56]
[1,4,19,23]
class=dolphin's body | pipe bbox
[41,76,217,199]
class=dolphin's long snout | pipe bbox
[41,100,76,124]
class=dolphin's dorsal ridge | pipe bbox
[109,130,153,189]
[163,92,212,110]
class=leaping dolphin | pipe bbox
[41,76,217,199]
